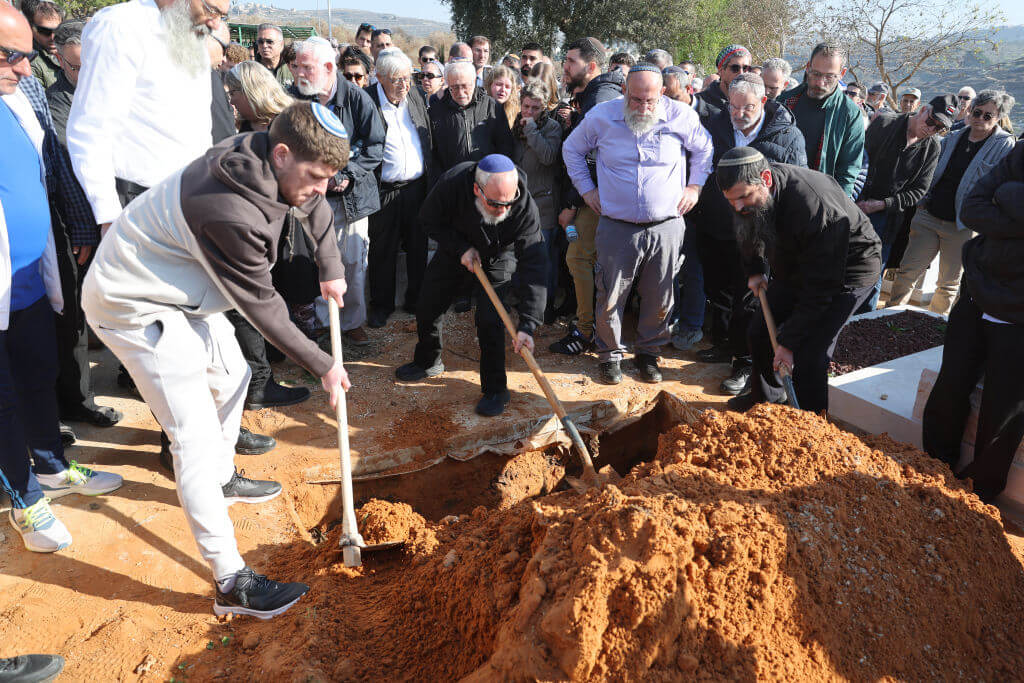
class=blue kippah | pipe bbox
[310,102,348,139]
[630,63,662,75]
[478,154,515,173]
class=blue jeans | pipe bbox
[672,223,705,330]
[859,212,889,314]
[0,296,69,509]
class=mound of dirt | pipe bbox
[191,405,1024,682]
[356,499,430,546]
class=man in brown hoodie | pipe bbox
[82,102,351,619]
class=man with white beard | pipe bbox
[562,64,713,386]
[289,37,384,346]
[394,155,547,418]
[66,0,278,458]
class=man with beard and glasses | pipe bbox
[563,64,713,385]
[717,147,881,414]
[289,37,385,347]
[394,155,547,418]
[67,0,278,459]
[780,42,865,197]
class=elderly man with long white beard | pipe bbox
[562,64,713,386]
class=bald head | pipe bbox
[625,69,665,115]
[0,3,33,95]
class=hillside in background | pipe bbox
[230,2,451,37]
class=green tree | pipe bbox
[59,0,126,19]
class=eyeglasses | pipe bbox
[0,45,39,65]
[970,109,995,122]
[256,38,277,45]
[343,71,366,81]
[726,64,752,74]
[33,24,57,38]
[386,76,411,86]
[61,57,81,72]
[728,103,759,114]
[198,0,229,21]
[476,186,521,208]
[957,95,972,102]
[807,69,841,84]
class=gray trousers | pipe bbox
[315,197,368,332]
[594,216,684,362]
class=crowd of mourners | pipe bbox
[2,0,1024,673]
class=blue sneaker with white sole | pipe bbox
[35,461,123,499]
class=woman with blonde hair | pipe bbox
[529,61,560,110]
[485,64,520,129]
[224,61,294,132]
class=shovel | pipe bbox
[756,289,801,410]
[327,298,404,567]
[471,261,607,491]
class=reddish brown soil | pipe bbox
[180,405,1024,682]
[829,311,947,376]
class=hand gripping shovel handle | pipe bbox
[328,298,364,567]
[470,261,599,480]
[757,289,801,410]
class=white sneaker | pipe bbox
[9,498,72,552]
[35,461,123,499]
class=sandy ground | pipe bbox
[0,310,1020,681]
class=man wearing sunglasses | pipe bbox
[255,23,292,88]
[21,0,63,88]
[395,154,547,418]
[950,86,975,132]
[355,23,374,52]
[694,43,751,117]
[781,42,865,198]
[853,94,953,313]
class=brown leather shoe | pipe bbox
[344,326,370,346]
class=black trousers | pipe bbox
[53,213,96,415]
[923,291,1024,501]
[226,310,270,397]
[412,248,513,395]
[748,281,874,413]
[697,234,755,366]
[368,177,428,316]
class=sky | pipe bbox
[255,0,1024,28]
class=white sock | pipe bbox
[216,573,237,593]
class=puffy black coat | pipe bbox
[961,142,1024,324]
[693,101,808,241]
[428,88,515,186]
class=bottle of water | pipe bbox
[565,224,579,242]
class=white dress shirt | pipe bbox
[733,111,765,148]
[67,0,212,224]
[376,83,424,183]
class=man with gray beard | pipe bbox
[394,155,547,418]
[716,147,880,414]
[562,64,713,385]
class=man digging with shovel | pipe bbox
[81,102,352,619]
[394,154,548,417]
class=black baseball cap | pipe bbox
[928,94,958,129]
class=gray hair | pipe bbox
[294,37,336,68]
[54,20,84,49]
[375,49,412,80]
[644,48,673,69]
[449,41,472,60]
[809,41,846,68]
[973,89,1015,117]
[729,72,765,98]
[445,59,476,84]
[761,57,791,79]
[256,23,284,39]
[475,165,518,189]
[520,78,550,105]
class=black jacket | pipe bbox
[861,112,941,226]
[695,82,729,118]
[419,161,547,334]
[961,143,1024,324]
[364,84,433,186]
[289,75,386,222]
[693,101,807,241]
[562,70,625,210]
[211,70,236,144]
[428,88,515,187]
[748,164,882,350]
[44,70,75,146]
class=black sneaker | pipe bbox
[549,324,592,355]
[367,308,390,328]
[0,654,64,682]
[475,390,511,417]
[597,360,622,385]
[222,470,282,505]
[59,423,76,448]
[236,427,276,455]
[245,379,311,410]
[395,361,444,381]
[63,404,123,427]
[696,345,732,364]
[720,365,752,396]
[726,392,758,412]
[213,566,309,620]
[633,354,662,383]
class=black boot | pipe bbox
[632,354,662,383]
[245,378,311,410]
[597,360,622,385]
[236,427,276,455]
[0,654,64,682]
[475,390,511,417]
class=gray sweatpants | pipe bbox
[315,197,368,332]
[594,216,684,362]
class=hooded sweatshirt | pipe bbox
[82,132,344,376]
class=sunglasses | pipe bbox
[0,45,39,65]
[33,24,57,38]
[970,109,995,121]
[925,115,946,131]
[420,56,436,63]
[476,186,521,208]
[256,38,277,45]
[343,71,366,81]
[957,95,972,101]
[726,64,752,73]
[421,72,442,80]
[358,23,376,32]
[372,29,393,38]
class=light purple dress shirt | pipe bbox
[562,95,714,224]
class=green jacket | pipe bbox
[780,81,865,196]
[270,61,293,88]
[30,49,60,89]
